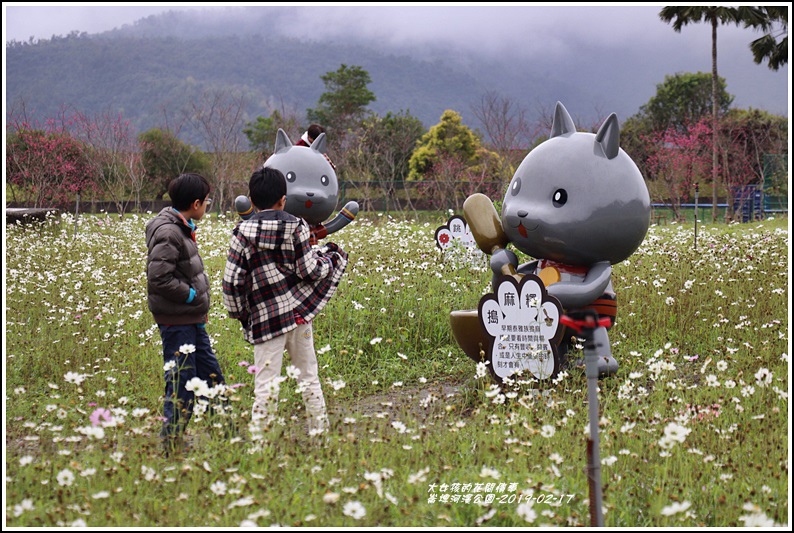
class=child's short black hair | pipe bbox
[307,124,325,142]
[250,167,287,210]
[168,173,211,211]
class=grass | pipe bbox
[3,210,789,527]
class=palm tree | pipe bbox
[659,6,743,222]
[742,6,788,71]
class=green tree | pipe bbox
[243,115,276,155]
[306,64,376,146]
[742,6,788,71]
[659,6,744,221]
[243,110,302,158]
[638,72,733,132]
[138,128,211,200]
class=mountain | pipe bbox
[5,6,788,148]
[6,32,489,144]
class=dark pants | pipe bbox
[159,324,225,438]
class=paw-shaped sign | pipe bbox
[435,215,476,250]
[478,274,564,382]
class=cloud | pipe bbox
[255,5,770,62]
[4,3,788,119]
[4,5,201,42]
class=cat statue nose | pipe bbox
[518,210,528,218]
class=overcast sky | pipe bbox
[3,3,789,52]
[4,3,196,42]
[3,3,791,118]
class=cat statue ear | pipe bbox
[274,128,293,153]
[595,113,620,160]
[310,132,327,154]
[550,101,576,138]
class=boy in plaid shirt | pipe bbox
[222,167,348,434]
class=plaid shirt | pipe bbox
[222,209,348,344]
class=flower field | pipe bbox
[4,211,789,527]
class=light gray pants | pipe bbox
[252,322,327,433]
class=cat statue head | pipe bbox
[264,128,338,226]
[502,102,650,267]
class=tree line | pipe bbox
[6,7,788,221]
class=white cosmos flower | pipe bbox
[517,501,537,523]
[179,344,196,354]
[739,512,776,527]
[228,496,255,509]
[660,500,691,516]
[56,469,75,487]
[64,372,86,385]
[286,365,301,380]
[342,500,366,520]
[141,465,158,481]
[407,467,430,484]
[12,499,34,517]
[484,384,501,398]
[185,377,210,397]
[210,481,227,496]
[659,422,691,449]
[479,466,500,479]
[549,453,564,464]
[77,425,105,440]
[323,492,340,504]
[754,367,772,387]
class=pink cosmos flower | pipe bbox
[238,361,250,367]
[90,408,112,427]
[247,365,258,374]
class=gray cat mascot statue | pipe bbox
[236,128,358,245]
[457,102,650,378]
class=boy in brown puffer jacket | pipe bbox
[145,173,229,454]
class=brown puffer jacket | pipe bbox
[145,208,210,325]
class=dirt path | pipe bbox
[338,377,471,421]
